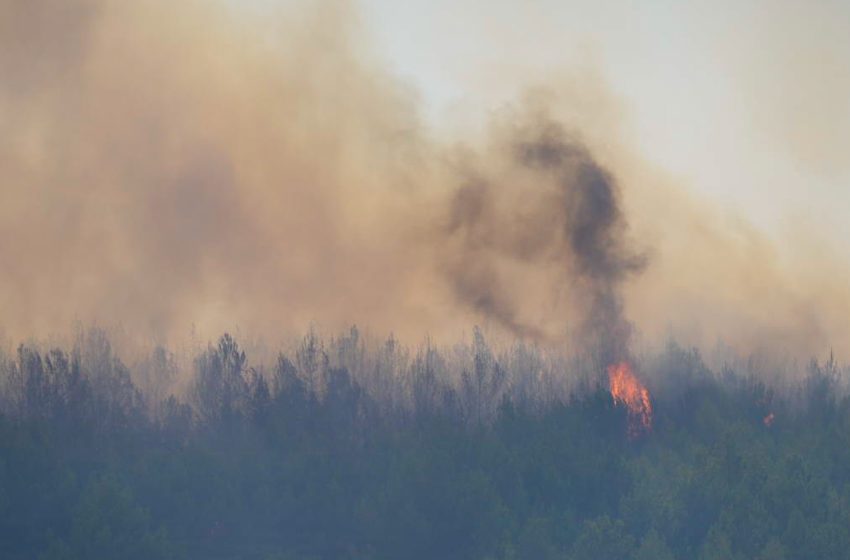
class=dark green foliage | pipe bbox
[1,332,850,559]
[40,475,174,560]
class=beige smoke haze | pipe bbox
[1,0,848,359]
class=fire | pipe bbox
[608,361,653,437]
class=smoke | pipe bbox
[441,109,646,361]
[2,0,849,362]
[0,0,441,342]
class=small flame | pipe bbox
[608,361,652,437]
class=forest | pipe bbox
[4,0,850,558]
[1,327,849,560]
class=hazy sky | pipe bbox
[348,0,850,249]
[4,0,850,356]
[221,0,850,355]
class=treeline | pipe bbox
[1,328,849,559]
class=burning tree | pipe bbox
[608,361,652,438]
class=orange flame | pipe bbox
[608,361,653,437]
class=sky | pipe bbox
[352,0,850,249]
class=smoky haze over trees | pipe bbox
[1,328,850,559]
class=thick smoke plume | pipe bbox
[2,0,850,361]
[443,113,645,361]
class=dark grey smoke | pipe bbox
[444,180,548,340]
[444,115,646,363]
